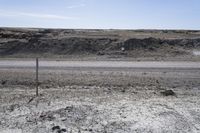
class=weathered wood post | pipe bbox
[36,57,39,96]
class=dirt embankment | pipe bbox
[0,28,200,59]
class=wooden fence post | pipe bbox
[36,58,39,96]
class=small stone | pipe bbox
[52,126,60,131]
[61,129,67,132]
[161,90,176,96]
[1,80,7,85]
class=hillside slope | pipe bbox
[0,28,200,60]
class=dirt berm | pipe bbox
[0,28,200,60]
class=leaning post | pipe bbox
[36,57,39,96]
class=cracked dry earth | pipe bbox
[0,85,200,133]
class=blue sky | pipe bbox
[0,0,200,29]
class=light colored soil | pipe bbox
[193,51,200,56]
[1,60,200,68]
[0,61,200,133]
[0,86,200,133]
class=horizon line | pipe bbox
[0,26,200,31]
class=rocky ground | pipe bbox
[0,63,200,133]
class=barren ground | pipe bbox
[0,60,200,133]
[1,28,200,61]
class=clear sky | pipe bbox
[0,0,200,29]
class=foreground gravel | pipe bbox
[0,61,200,133]
[0,86,200,133]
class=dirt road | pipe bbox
[0,60,200,69]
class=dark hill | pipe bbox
[0,28,200,60]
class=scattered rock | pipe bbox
[8,104,20,112]
[45,85,50,89]
[1,80,7,85]
[97,51,105,55]
[60,129,67,132]
[121,88,126,93]
[65,106,74,112]
[40,113,55,121]
[52,126,66,133]
[52,126,60,131]
[161,90,176,96]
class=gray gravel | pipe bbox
[0,60,200,133]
